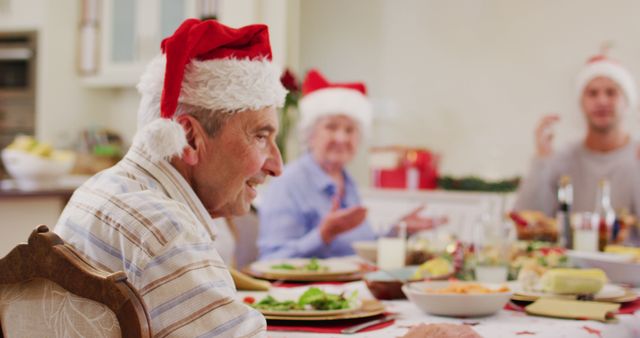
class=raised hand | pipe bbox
[399,205,448,234]
[319,196,368,244]
[535,114,560,157]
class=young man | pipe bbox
[55,19,286,336]
[514,54,640,244]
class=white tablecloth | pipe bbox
[238,282,640,338]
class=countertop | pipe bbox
[0,175,89,198]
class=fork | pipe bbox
[340,314,397,334]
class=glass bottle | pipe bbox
[556,175,573,249]
[593,179,615,252]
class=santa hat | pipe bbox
[133,19,287,162]
[298,69,372,139]
[576,54,638,112]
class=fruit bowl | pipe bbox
[2,148,76,190]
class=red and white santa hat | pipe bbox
[298,69,372,139]
[134,19,287,162]
[576,54,638,112]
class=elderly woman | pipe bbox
[257,69,375,259]
[258,69,444,259]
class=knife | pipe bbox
[340,314,396,334]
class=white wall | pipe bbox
[299,0,640,185]
[38,0,113,147]
[0,0,44,30]
[11,0,640,187]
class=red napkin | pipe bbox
[267,314,394,333]
[617,298,640,314]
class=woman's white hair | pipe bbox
[297,87,373,149]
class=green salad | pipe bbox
[248,287,357,311]
[270,257,328,272]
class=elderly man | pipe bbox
[55,19,285,336]
[514,54,640,244]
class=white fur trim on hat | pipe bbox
[576,60,638,112]
[133,54,287,162]
[132,118,187,162]
[298,87,373,137]
[137,54,286,114]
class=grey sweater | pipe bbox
[514,140,640,244]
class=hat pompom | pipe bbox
[132,118,187,163]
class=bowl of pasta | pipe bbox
[402,281,512,317]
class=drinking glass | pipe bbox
[377,222,406,269]
[572,212,598,252]
[473,215,512,283]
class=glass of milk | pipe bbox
[572,212,598,252]
[377,222,406,269]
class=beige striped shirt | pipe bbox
[55,146,266,337]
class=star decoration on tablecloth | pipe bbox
[582,326,603,337]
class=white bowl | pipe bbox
[2,149,75,190]
[568,250,640,286]
[402,281,512,317]
[352,240,378,262]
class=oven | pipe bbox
[0,31,37,176]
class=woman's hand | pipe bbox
[535,114,560,158]
[319,197,367,244]
[398,205,448,235]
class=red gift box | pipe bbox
[370,146,439,190]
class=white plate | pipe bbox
[568,250,635,263]
[509,282,626,300]
[258,303,361,317]
[250,258,360,278]
[402,281,512,317]
[567,251,640,286]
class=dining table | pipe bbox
[237,280,640,338]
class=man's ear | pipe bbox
[175,115,206,166]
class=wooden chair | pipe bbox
[0,225,151,337]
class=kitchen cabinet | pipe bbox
[80,0,293,88]
[0,191,71,257]
[82,0,197,87]
[0,176,88,256]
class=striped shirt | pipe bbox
[54,146,266,337]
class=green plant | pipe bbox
[277,69,301,163]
